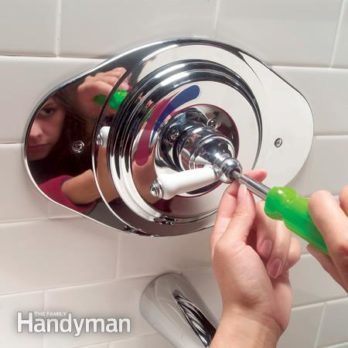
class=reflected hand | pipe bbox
[211,170,301,348]
[76,67,129,117]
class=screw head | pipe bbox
[167,127,180,142]
[71,140,85,154]
[274,138,283,148]
[154,216,176,225]
[150,181,163,198]
[207,119,217,128]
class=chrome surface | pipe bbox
[140,273,217,348]
[233,171,270,200]
[24,38,313,236]
[173,291,216,347]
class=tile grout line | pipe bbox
[212,0,221,38]
[54,0,62,57]
[314,302,326,348]
[292,295,347,310]
[330,0,346,67]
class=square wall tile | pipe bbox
[289,136,348,196]
[0,57,101,143]
[216,0,342,66]
[0,218,119,294]
[318,299,348,346]
[0,0,57,56]
[278,303,324,348]
[274,67,348,135]
[332,0,348,67]
[59,0,217,57]
[0,144,49,222]
[43,277,155,348]
[117,229,211,279]
[0,291,44,348]
[291,255,346,306]
[109,334,174,348]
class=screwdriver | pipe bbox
[93,90,128,110]
[231,171,329,255]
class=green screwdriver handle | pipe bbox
[93,90,128,110]
[264,187,329,255]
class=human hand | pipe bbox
[211,170,301,348]
[307,188,348,292]
[76,67,129,117]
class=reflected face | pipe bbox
[27,98,65,161]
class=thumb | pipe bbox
[222,184,256,245]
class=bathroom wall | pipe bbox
[0,0,348,347]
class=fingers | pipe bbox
[306,244,343,287]
[309,190,348,257]
[221,184,256,247]
[213,169,267,233]
[255,202,301,278]
[339,185,348,215]
[286,236,301,269]
[266,222,291,278]
[309,190,348,291]
[212,185,256,258]
[211,169,267,253]
[78,80,114,97]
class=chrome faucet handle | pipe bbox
[150,157,242,200]
[150,167,220,200]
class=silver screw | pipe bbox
[71,140,85,154]
[207,119,217,128]
[274,138,283,148]
[150,180,163,198]
[167,127,180,142]
[154,216,176,225]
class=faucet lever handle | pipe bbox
[150,167,220,200]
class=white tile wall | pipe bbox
[278,304,324,348]
[59,0,217,58]
[0,218,119,294]
[291,255,346,306]
[1,0,348,347]
[0,291,44,348]
[216,0,342,66]
[332,0,348,67]
[117,229,211,279]
[0,0,58,56]
[318,299,348,346]
[325,343,348,348]
[43,277,155,348]
[289,136,348,195]
[73,345,109,348]
[108,334,174,348]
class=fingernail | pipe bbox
[259,239,273,259]
[238,184,247,204]
[268,258,283,279]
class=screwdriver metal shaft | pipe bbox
[231,171,270,200]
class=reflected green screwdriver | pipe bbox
[232,171,329,255]
[93,90,128,110]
